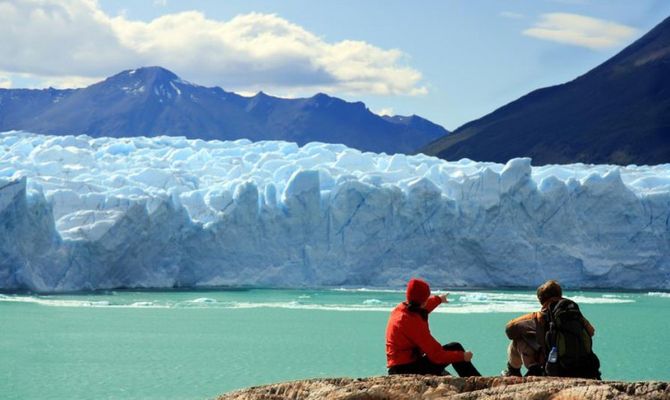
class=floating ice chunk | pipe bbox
[186,297,217,304]
[458,293,491,303]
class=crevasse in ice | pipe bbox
[1,131,669,291]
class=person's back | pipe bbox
[385,278,481,376]
[386,296,449,368]
[543,297,600,379]
[502,280,600,379]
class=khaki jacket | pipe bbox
[505,298,595,363]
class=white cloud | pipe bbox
[0,0,425,95]
[374,107,395,116]
[500,11,524,19]
[233,90,260,98]
[0,75,11,88]
[39,75,101,89]
[523,13,636,50]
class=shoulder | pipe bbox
[391,302,407,314]
[506,312,537,327]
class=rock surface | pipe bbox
[217,375,669,400]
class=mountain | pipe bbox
[0,67,448,154]
[423,16,670,165]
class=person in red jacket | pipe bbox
[386,278,481,376]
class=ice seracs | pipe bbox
[1,130,669,291]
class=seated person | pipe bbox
[386,278,481,376]
[503,280,600,379]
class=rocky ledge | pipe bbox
[218,375,669,400]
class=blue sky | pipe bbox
[1,0,669,130]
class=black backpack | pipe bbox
[544,298,601,379]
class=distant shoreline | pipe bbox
[1,285,668,296]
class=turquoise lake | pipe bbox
[1,289,669,400]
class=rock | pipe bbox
[217,375,669,400]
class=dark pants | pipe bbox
[388,342,481,377]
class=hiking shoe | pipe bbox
[501,363,522,377]
[525,365,544,377]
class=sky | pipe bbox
[0,0,669,130]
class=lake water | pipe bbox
[1,289,669,400]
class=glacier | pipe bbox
[1,130,669,292]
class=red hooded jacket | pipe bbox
[385,295,465,368]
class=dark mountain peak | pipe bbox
[306,93,365,111]
[246,91,282,112]
[91,66,190,100]
[127,66,179,82]
[101,66,182,89]
[249,91,283,104]
[312,92,331,101]
[253,90,277,99]
[305,92,335,106]
[423,14,670,165]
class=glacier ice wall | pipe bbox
[1,131,669,291]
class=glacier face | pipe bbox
[1,131,669,291]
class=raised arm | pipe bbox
[424,295,443,313]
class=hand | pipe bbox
[463,351,473,362]
[439,293,449,303]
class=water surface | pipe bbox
[1,289,668,400]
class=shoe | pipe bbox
[501,363,522,377]
[525,365,544,377]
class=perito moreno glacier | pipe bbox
[1,131,669,292]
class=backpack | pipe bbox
[544,298,601,379]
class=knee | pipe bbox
[442,342,465,351]
[507,340,519,354]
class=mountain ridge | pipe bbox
[0,66,449,154]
